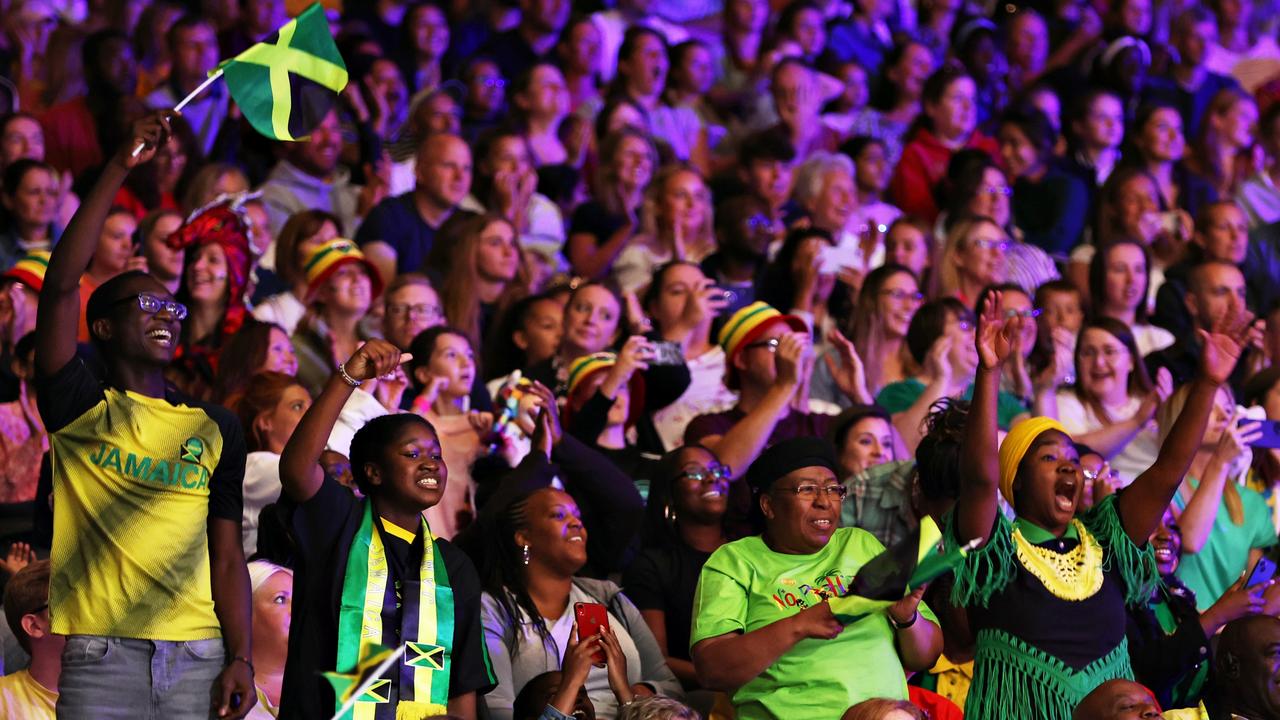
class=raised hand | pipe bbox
[343,339,412,383]
[0,542,34,577]
[775,331,809,387]
[924,333,954,384]
[117,111,174,168]
[976,291,1023,370]
[1199,299,1253,386]
[825,327,871,405]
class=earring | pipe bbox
[663,504,676,525]
[521,544,530,566]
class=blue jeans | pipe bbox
[57,635,225,719]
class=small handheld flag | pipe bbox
[132,3,347,156]
[828,516,977,623]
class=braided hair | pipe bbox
[478,489,554,652]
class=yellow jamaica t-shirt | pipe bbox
[36,358,246,641]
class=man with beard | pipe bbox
[257,109,370,237]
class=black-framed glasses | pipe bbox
[778,484,849,501]
[676,464,732,483]
[113,293,187,320]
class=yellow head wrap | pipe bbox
[998,416,1070,506]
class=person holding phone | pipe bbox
[1157,382,1276,610]
[947,289,1248,720]
[277,338,497,719]
[690,436,941,719]
[1126,509,1270,709]
[477,482,681,720]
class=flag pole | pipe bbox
[129,68,226,158]
[328,644,407,720]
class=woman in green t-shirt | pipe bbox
[1157,382,1275,609]
[690,436,942,720]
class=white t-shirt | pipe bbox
[651,347,739,451]
[252,292,308,336]
[1132,323,1176,358]
[243,451,283,557]
[1054,390,1159,485]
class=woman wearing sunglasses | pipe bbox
[623,444,732,694]
[690,437,942,719]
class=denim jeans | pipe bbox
[57,635,225,719]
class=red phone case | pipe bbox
[574,602,609,662]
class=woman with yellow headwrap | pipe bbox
[945,290,1252,720]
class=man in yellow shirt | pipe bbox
[0,560,60,719]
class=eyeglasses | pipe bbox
[881,288,924,304]
[1082,468,1118,482]
[676,464,732,483]
[1078,345,1126,361]
[982,184,1013,196]
[971,238,1010,252]
[387,302,442,320]
[1004,308,1042,319]
[112,293,188,320]
[746,338,780,352]
[746,213,773,231]
[778,483,849,501]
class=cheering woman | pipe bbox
[277,339,495,719]
[947,290,1248,720]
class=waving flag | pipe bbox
[218,2,348,141]
[829,516,977,623]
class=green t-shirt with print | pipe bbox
[690,527,938,720]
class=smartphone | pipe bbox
[1246,556,1277,590]
[1240,418,1280,449]
[650,340,685,366]
[574,602,609,663]
[1158,211,1181,236]
[816,244,846,275]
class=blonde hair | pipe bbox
[1157,382,1244,525]
[642,163,715,262]
[938,214,1002,299]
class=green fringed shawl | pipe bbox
[964,629,1133,720]
[947,495,1159,609]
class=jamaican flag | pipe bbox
[828,516,975,623]
[217,3,347,141]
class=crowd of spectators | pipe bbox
[1,0,1280,718]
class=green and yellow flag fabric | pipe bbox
[217,3,348,141]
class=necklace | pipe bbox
[1013,519,1104,601]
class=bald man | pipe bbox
[357,132,473,283]
[1072,679,1164,720]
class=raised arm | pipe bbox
[36,112,171,376]
[955,293,1024,546]
[1177,420,1262,553]
[1118,302,1252,545]
[703,332,805,480]
[278,340,409,503]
